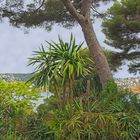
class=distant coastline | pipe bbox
[0,73,139,88]
[0,73,32,82]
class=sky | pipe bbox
[0,3,139,78]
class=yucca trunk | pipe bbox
[53,79,61,108]
[53,83,60,98]
[62,79,67,111]
[69,77,74,115]
[86,80,90,112]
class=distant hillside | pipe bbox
[0,74,139,89]
[0,73,32,82]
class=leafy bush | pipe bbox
[0,80,40,139]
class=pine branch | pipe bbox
[34,0,46,12]
[62,0,84,22]
[91,6,106,18]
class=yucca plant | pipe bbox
[28,34,94,113]
[48,34,94,114]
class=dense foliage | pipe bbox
[0,0,114,29]
[1,81,139,140]
[33,82,140,140]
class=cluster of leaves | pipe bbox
[28,34,94,87]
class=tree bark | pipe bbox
[62,0,113,87]
[53,79,61,108]
[79,19,112,86]
[86,80,90,112]
[62,79,67,111]
[69,77,74,115]
[53,79,60,99]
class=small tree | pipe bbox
[28,34,94,114]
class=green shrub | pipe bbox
[0,80,40,140]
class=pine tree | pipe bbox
[102,0,140,74]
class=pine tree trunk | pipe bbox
[62,0,113,87]
[80,19,112,86]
